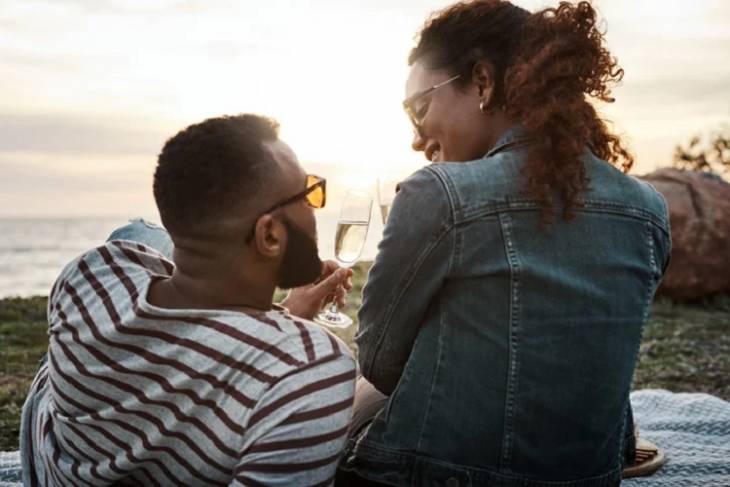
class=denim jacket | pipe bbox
[342,127,671,486]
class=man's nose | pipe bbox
[411,129,426,152]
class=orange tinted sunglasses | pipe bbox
[246,174,326,242]
[263,174,326,214]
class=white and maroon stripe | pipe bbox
[52,401,213,487]
[292,319,316,362]
[248,367,356,428]
[56,427,118,485]
[96,246,303,365]
[280,396,355,427]
[55,300,248,440]
[59,282,255,426]
[53,404,151,485]
[50,355,179,485]
[246,424,349,454]
[235,450,343,475]
[81,254,283,381]
[50,332,236,473]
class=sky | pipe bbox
[0,0,729,219]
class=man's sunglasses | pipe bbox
[264,174,326,214]
[247,174,326,242]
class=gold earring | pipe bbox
[479,100,488,113]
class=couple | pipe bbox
[20,1,670,486]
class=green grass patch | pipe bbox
[633,295,730,398]
[0,297,49,450]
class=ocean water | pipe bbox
[0,218,129,297]
[0,215,383,298]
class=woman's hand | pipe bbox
[280,260,354,320]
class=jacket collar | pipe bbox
[483,125,532,159]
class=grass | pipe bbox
[1,266,728,451]
[0,296,50,451]
[634,295,730,398]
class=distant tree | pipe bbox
[673,124,730,175]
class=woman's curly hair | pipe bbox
[409,0,634,223]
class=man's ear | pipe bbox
[253,214,284,258]
[472,59,496,107]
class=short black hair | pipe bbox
[153,114,280,238]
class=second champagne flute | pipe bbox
[376,177,398,225]
[314,190,372,329]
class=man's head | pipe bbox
[153,114,323,289]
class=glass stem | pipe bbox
[327,281,345,315]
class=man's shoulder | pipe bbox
[49,240,171,307]
[256,310,355,365]
[101,239,174,275]
[172,308,354,384]
[208,311,355,406]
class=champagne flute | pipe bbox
[376,177,398,225]
[314,190,372,329]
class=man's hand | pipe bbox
[280,260,354,320]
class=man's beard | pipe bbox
[277,217,322,289]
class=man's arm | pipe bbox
[281,262,353,320]
[356,167,454,395]
[232,354,356,487]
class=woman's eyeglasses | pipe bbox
[402,74,461,132]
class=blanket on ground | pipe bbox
[622,390,730,487]
[2,389,728,486]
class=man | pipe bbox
[20,114,356,486]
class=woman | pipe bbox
[337,1,670,486]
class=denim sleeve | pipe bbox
[106,218,174,260]
[643,182,672,276]
[659,204,672,276]
[356,167,454,394]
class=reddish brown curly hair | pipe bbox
[409,0,634,223]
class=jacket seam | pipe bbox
[498,212,522,470]
[362,170,455,382]
[415,295,445,452]
[459,203,668,233]
[425,165,459,224]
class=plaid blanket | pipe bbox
[2,389,729,486]
[623,390,730,487]
[0,450,20,487]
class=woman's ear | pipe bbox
[472,60,496,107]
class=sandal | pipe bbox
[622,438,667,478]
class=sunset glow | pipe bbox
[1,0,728,218]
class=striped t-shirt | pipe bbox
[20,240,356,486]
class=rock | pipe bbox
[639,168,730,300]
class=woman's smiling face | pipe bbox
[404,60,496,163]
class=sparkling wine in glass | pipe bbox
[376,178,398,225]
[314,190,372,329]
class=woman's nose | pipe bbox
[411,129,426,152]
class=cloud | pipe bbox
[3,0,206,16]
[0,150,157,217]
[618,77,730,115]
[0,113,168,155]
[0,48,80,73]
